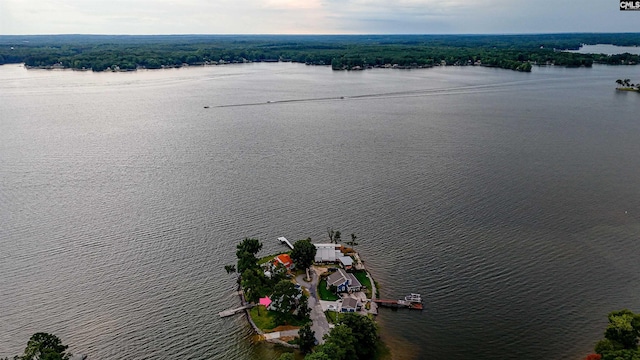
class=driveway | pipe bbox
[296,267,330,344]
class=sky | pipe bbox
[0,0,638,35]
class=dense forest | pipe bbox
[0,33,639,73]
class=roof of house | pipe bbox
[338,256,353,266]
[346,273,362,288]
[274,253,292,267]
[314,244,342,262]
[315,243,338,248]
[327,269,349,286]
[326,269,362,289]
[342,297,359,310]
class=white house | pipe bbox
[314,243,342,263]
[338,256,353,270]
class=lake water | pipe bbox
[1,62,640,360]
[565,44,640,55]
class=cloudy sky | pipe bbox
[0,0,636,35]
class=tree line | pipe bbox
[2,332,73,360]
[1,34,639,73]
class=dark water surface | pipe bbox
[1,62,640,360]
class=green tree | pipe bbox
[339,313,378,359]
[224,264,236,274]
[277,353,295,360]
[271,280,299,324]
[237,238,263,255]
[241,268,266,303]
[297,294,311,321]
[604,310,640,349]
[322,325,357,360]
[298,324,316,354]
[304,351,333,360]
[347,233,358,247]
[327,228,335,243]
[291,239,317,271]
[236,238,262,274]
[269,262,288,286]
[21,333,70,360]
[595,309,640,360]
[334,231,341,244]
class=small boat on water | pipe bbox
[404,293,422,303]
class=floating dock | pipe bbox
[219,304,254,318]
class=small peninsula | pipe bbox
[615,79,640,92]
[223,232,407,360]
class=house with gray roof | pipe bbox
[338,256,353,270]
[341,297,360,312]
[314,243,342,263]
[326,269,362,293]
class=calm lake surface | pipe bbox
[565,44,640,55]
[1,62,640,360]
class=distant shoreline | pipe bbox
[3,34,640,74]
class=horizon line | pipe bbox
[2,32,640,37]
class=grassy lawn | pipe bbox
[249,305,277,331]
[249,305,310,332]
[258,252,288,265]
[325,310,339,324]
[318,279,339,301]
[353,270,371,288]
[354,270,372,297]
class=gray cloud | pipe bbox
[0,0,637,34]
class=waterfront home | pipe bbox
[338,256,353,270]
[274,253,294,270]
[314,243,343,263]
[326,269,362,293]
[341,297,360,312]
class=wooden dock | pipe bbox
[219,304,254,318]
[374,299,423,310]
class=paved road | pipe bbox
[296,267,330,344]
